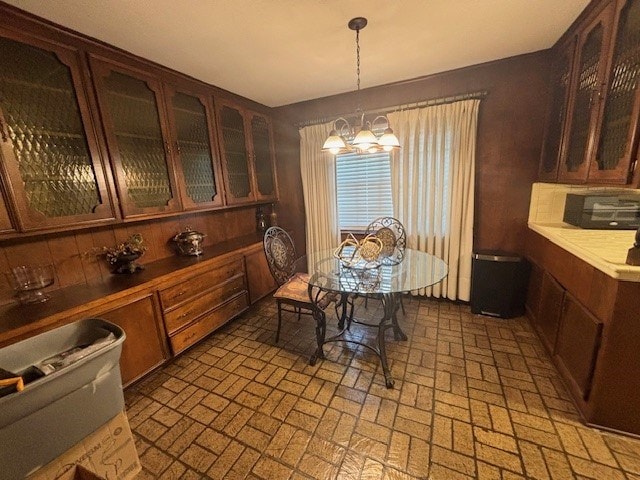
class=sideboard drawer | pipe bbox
[169,293,249,354]
[163,275,246,334]
[159,258,244,309]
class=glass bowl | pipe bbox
[7,264,55,304]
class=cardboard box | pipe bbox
[28,411,141,480]
[58,466,105,480]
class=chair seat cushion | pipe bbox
[274,273,336,309]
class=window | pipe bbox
[336,151,393,230]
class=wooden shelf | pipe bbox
[106,89,157,106]
[0,76,74,95]
[114,131,164,142]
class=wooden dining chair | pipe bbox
[263,226,338,342]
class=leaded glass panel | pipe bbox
[103,71,172,208]
[0,36,101,217]
[172,92,217,203]
[566,23,605,172]
[220,105,250,199]
[596,0,640,171]
[251,115,274,197]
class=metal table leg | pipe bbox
[378,292,408,388]
[308,287,408,389]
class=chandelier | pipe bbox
[322,17,400,155]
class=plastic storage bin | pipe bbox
[0,318,125,479]
[471,251,531,318]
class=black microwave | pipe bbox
[563,193,640,229]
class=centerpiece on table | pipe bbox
[89,233,148,274]
[334,233,383,269]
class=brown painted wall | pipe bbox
[273,51,552,258]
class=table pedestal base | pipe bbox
[310,292,407,389]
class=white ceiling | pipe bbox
[5,0,590,107]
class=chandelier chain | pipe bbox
[356,28,361,92]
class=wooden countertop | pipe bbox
[0,233,265,346]
[528,222,640,282]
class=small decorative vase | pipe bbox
[111,253,144,274]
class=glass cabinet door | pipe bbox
[250,112,278,201]
[540,36,577,181]
[559,3,615,183]
[0,191,15,234]
[216,100,255,204]
[0,32,115,231]
[89,56,180,218]
[589,0,640,183]
[164,83,224,210]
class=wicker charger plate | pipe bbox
[376,227,396,257]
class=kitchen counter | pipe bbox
[528,222,640,281]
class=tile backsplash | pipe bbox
[528,182,637,224]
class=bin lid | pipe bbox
[473,250,522,262]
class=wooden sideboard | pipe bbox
[525,229,640,436]
[0,233,275,386]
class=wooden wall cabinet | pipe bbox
[89,55,182,219]
[244,243,277,304]
[0,191,16,234]
[0,28,116,232]
[163,77,225,211]
[555,291,603,400]
[90,56,233,219]
[249,111,278,201]
[529,269,565,353]
[527,260,603,402]
[0,5,279,238]
[543,0,640,185]
[539,36,576,181]
[589,0,640,183]
[559,2,615,183]
[216,99,278,205]
[73,290,169,387]
[159,255,249,354]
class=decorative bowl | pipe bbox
[7,264,55,304]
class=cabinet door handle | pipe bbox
[0,118,8,143]
[175,141,181,154]
[164,140,171,154]
[598,82,606,101]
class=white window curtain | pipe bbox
[299,122,341,271]
[387,99,479,301]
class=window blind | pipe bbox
[336,152,393,230]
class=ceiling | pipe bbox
[5,0,590,108]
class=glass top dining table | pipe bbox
[307,248,448,388]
